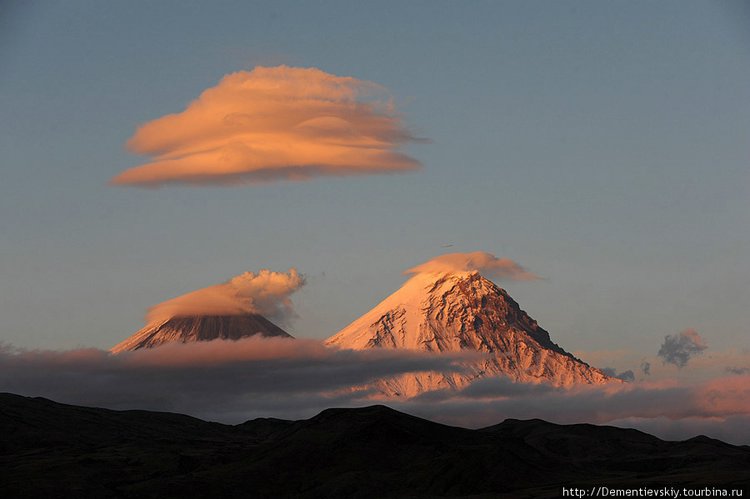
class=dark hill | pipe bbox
[0,393,748,498]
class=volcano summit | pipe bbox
[110,313,293,353]
[326,270,614,396]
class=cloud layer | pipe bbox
[0,339,471,421]
[405,251,540,281]
[2,340,748,444]
[146,268,304,325]
[657,329,708,368]
[111,66,422,187]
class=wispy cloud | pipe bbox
[111,66,423,187]
[405,251,540,281]
[397,376,750,444]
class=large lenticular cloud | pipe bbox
[405,251,540,281]
[146,268,305,325]
[111,66,423,187]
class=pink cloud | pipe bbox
[697,375,750,416]
[118,336,330,367]
[145,268,305,325]
[111,66,423,187]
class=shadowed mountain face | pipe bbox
[110,313,293,353]
[1,393,748,498]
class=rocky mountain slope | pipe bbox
[326,271,613,395]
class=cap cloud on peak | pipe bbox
[405,251,540,282]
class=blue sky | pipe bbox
[1,0,748,364]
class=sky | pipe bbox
[1,0,749,379]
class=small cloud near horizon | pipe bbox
[111,66,423,187]
[146,268,304,325]
[657,329,708,368]
[602,367,635,382]
[405,251,540,282]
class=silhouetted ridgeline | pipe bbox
[0,393,748,498]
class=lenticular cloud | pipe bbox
[145,268,305,325]
[111,66,423,187]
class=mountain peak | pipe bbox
[326,271,613,396]
[111,313,293,353]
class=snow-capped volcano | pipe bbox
[111,313,293,353]
[326,271,613,396]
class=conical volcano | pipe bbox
[111,313,293,353]
[326,271,613,396]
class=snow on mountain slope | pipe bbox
[326,271,614,396]
[111,313,293,353]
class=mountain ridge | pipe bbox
[1,392,748,498]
